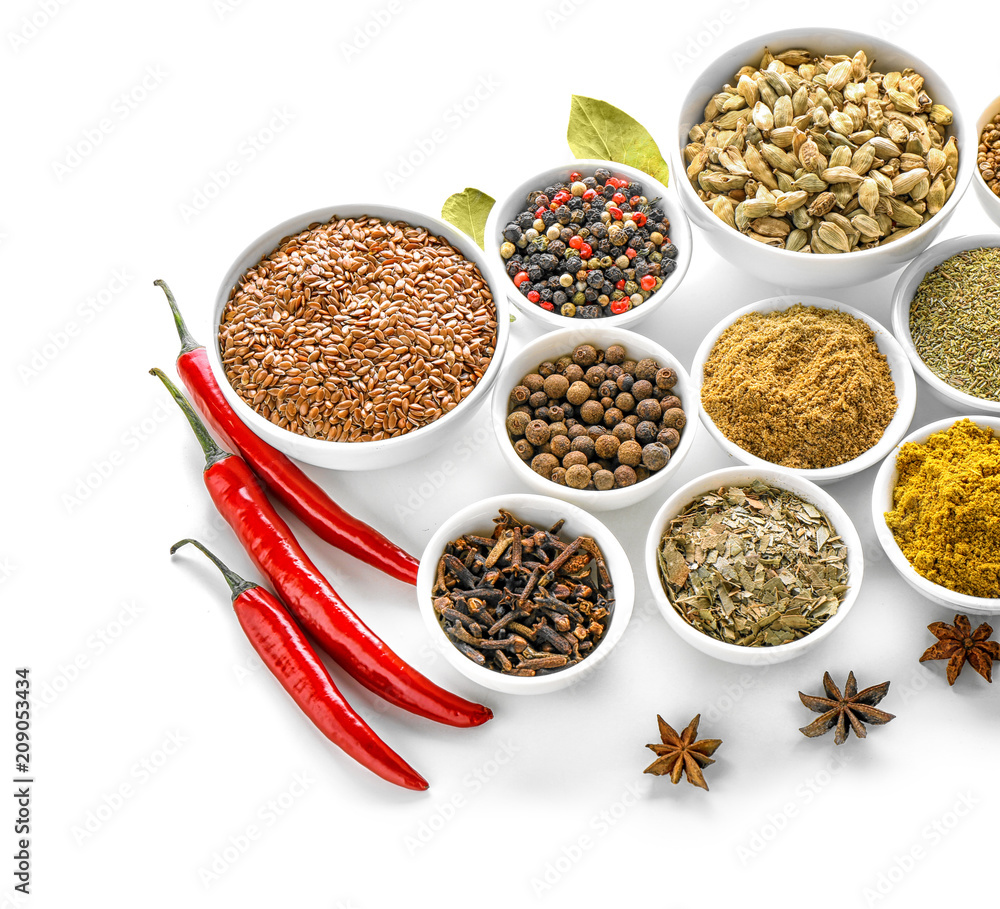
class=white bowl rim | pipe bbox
[208,201,510,456]
[870,414,1000,612]
[490,325,700,509]
[644,465,864,660]
[416,492,636,693]
[673,26,974,262]
[691,294,918,481]
[484,158,692,329]
[889,233,1000,415]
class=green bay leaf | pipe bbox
[567,95,669,186]
[441,187,495,249]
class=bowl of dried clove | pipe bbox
[417,494,635,694]
[674,28,974,289]
[645,466,864,665]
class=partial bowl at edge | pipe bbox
[890,234,1000,415]
[871,415,1000,615]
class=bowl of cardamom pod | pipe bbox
[691,295,917,483]
[871,416,1000,614]
[890,236,1000,414]
[645,466,864,665]
[675,28,973,289]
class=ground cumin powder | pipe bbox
[885,419,1000,598]
[701,305,897,469]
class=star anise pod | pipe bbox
[798,671,895,745]
[920,614,1000,685]
[643,714,722,790]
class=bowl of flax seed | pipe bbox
[210,204,510,470]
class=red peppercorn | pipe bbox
[582,189,597,201]
[514,271,529,287]
[568,236,583,250]
[610,299,630,314]
[606,177,621,188]
[633,213,647,227]
[570,171,582,182]
[535,206,547,219]
[609,207,623,220]
[615,279,626,290]
[579,242,593,258]
[527,290,540,303]
[540,301,555,311]
[640,275,656,291]
[629,195,641,206]
[626,248,637,259]
[612,192,626,205]
[553,191,571,205]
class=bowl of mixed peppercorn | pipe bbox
[491,327,698,511]
[485,160,692,328]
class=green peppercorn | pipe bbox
[560,302,577,318]
[624,281,639,295]
[572,291,586,306]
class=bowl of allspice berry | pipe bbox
[492,327,698,511]
[690,295,917,484]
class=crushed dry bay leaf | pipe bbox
[656,481,849,647]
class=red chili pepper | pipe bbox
[154,280,418,586]
[151,367,493,729]
[170,539,428,791]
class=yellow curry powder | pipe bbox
[885,419,1000,598]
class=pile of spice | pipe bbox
[884,419,1000,598]
[499,168,678,318]
[219,215,497,442]
[684,48,957,252]
[977,112,1000,197]
[506,343,685,490]
[431,509,614,675]
[909,247,1000,402]
[701,304,897,469]
[656,481,849,647]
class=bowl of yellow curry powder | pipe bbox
[872,416,1000,613]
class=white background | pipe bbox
[4,0,999,907]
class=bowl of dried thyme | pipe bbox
[645,467,863,665]
[890,236,1000,414]
[691,295,917,483]
[417,494,635,694]
[674,28,973,289]
[872,416,1000,614]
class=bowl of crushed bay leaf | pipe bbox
[691,295,917,484]
[890,236,1000,415]
[871,416,1000,614]
[645,466,864,664]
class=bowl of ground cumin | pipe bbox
[872,416,1000,613]
[691,295,917,484]
[210,204,509,470]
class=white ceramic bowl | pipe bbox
[209,203,510,470]
[890,234,1000,414]
[972,95,1000,228]
[645,466,864,665]
[871,415,1000,614]
[674,28,973,290]
[417,493,635,694]
[484,159,692,330]
[491,327,699,511]
[691,295,917,484]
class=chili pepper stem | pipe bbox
[154,279,202,355]
[150,367,230,469]
[171,538,257,602]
